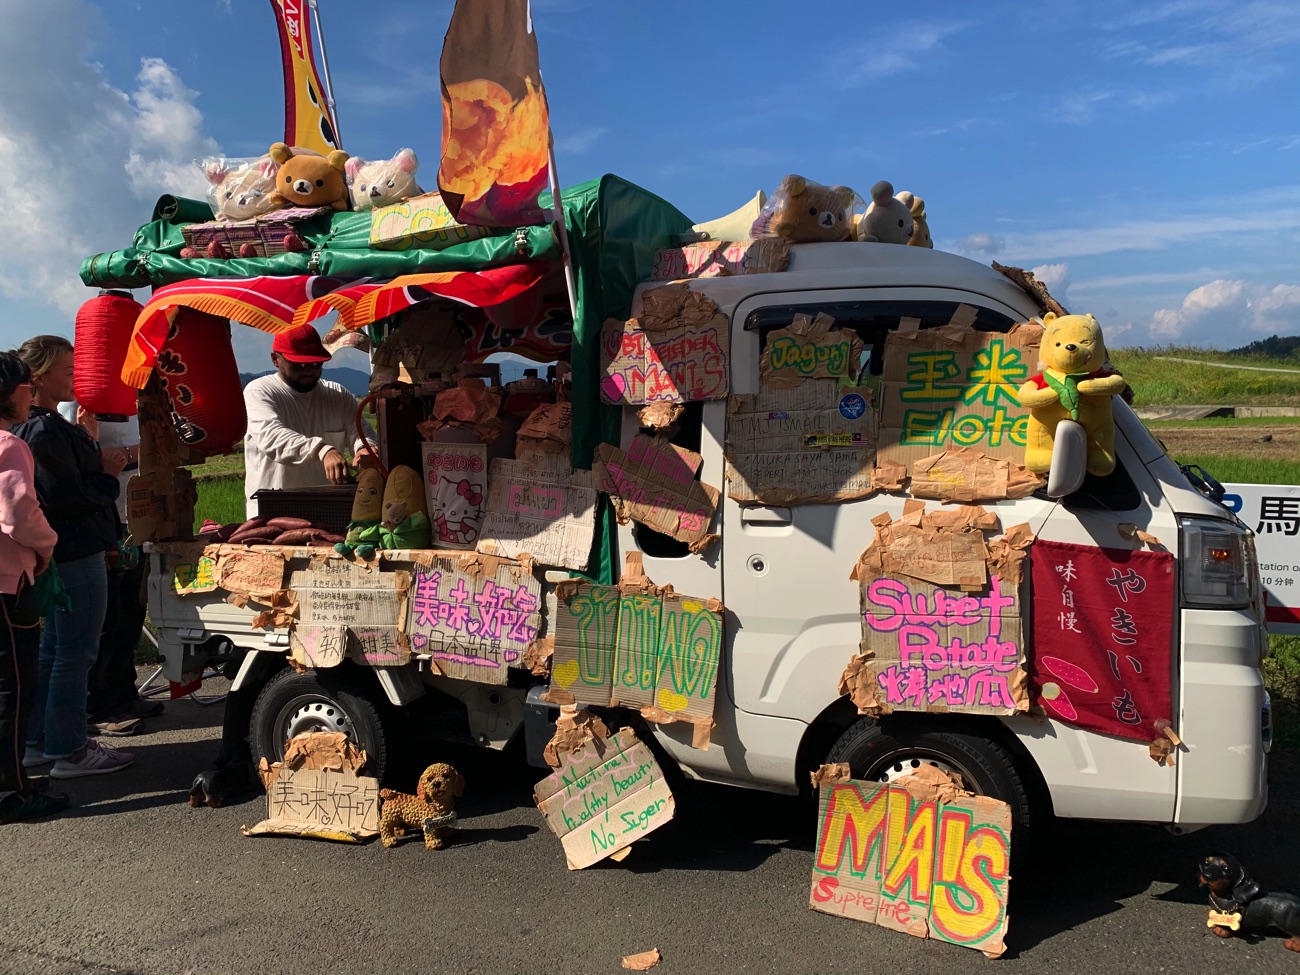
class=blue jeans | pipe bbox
[28,552,108,759]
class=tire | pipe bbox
[825,719,1034,856]
[249,668,390,781]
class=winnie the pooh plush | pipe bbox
[1016,312,1127,476]
[854,180,914,244]
[266,142,351,211]
[750,175,858,242]
[895,191,932,248]
[378,465,432,550]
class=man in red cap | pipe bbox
[242,323,378,516]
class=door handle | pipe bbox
[741,506,792,526]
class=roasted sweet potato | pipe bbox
[266,516,313,531]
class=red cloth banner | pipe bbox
[269,0,340,155]
[1029,540,1174,741]
[438,0,551,227]
[347,263,548,332]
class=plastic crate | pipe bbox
[252,485,356,536]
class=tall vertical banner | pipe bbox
[438,0,551,226]
[270,0,340,155]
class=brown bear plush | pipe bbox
[751,174,858,242]
[266,142,351,211]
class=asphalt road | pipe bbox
[1,682,1297,975]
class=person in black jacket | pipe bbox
[13,336,134,778]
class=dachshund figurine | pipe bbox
[379,762,464,850]
[1199,854,1300,951]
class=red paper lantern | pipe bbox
[156,308,247,456]
[74,290,142,418]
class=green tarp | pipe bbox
[81,175,694,584]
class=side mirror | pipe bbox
[1046,419,1087,499]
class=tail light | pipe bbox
[1179,517,1253,609]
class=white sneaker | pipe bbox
[49,740,135,778]
[22,746,52,769]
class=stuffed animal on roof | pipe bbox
[203,157,280,221]
[854,180,914,244]
[345,148,423,211]
[266,142,351,211]
[895,191,932,248]
[750,175,858,242]
[1016,312,1128,476]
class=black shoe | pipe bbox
[125,698,165,719]
[0,790,71,823]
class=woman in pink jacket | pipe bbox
[0,351,67,822]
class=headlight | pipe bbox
[1180,517,1253,609]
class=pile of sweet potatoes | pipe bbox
[198,516,344,547]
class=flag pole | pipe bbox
[546,135,579,322]
[307,0,341,145]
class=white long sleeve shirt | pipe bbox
[243,374,376,517]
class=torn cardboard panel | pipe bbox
[168,543,218,595]
[875,321,1043,475]
[726,381,877,505]
[599,289,729,406]
[809,763,852,790]
[419,381,505,444]
[477,453,597,571]
[908,447,1044,503]
[636,402,684,434]
[592,436,720,549]
[810,772,1011,958]
[422,442,489,550]
[515,402,572,456]
[406,555,542,684]
[242,766,381,843]
[367,303,467,385]
[289,561,407,668]
[838,653,884,715]
[213,549,286,599]
[543,705,610,768]
[758,313,864,389]
[650,237,790,281]
[533,728,676,870]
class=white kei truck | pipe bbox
[86,175,1269,842]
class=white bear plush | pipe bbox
[854,180,914,244]
[345,148,423,210]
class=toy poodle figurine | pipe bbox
[379,762,464,850]
[1198,854,1300,951]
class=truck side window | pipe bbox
[1059,465,1143,512]
[631,401,705,559]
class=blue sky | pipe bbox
[0,0,1297,371]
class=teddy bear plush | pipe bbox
[1016,312,1128,476]
[266,142,351,211]
[345,148,423,210]
[203,157,280,221]
[855,180,915,244]
[895,190,932,248]
[336,468,386,560]
[750,175,858,242]
[378,464,432,550]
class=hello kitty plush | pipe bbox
[432,476,484,547]
[203,157,280,221]
[345,148,423,210]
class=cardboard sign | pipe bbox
[725,381,877,505]
[213,549,286,598]
[1029,540,1175,741]
[599,288,730,405]
[406,557,542,684]
[876,319,1042,473]
[369,191,495,251]
[907,447,1043,503]
[477,454,597,570]
[169,545,217,595]
[533,728,676,870]
[759,313,863,389]
[811,772,1011,957]
[650,238,790,281]
[516,401,572,456]
[550,581,722,738]
[592,436,720,549]
[243,766,381,842]
[292,574,408,669]
[422,442,488,550]
[369,304,466,385]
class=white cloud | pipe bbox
[952,232,1005,256]
[0,1,217,341]
[1148,279,1300,342]
[831,19,970,85]
[1030,262,1071,303]
[554,126,607,155]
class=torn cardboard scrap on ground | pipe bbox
[875,315,1043,479]
[758,313,863,389]
[726,380,877,505]
[845,504,1033,716]
[600,285,729,405]
[477,453,596,571]
[907,446,1044,503]
[243,732,379,842]
[533,727,675,870]
[593,435,720,551]
[810,765,1011,958]
[621,948,663,971]
[406,552,542,684]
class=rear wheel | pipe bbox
[249,668,390,781]
[825,719,1033,855]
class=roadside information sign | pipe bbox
[1222,483,1300,635]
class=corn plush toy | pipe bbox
[378,465,432,550]
[1016,312,1127,476]
[336,468,386,560]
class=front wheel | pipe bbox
[825,719,1034,854]
[249,668,390,781]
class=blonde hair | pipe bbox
[16,334,72,378]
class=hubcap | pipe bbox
[871,753,965,786]
[278,695,352,753]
